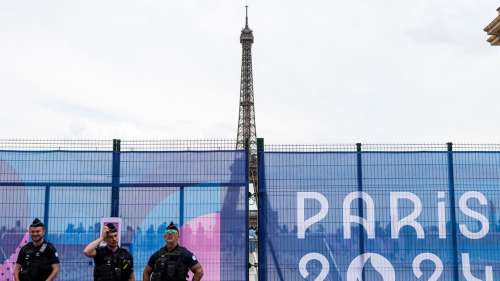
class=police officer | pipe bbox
[14,218,60,281]
[84,223,135,281]
[143,222,203,281]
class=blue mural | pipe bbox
[259,151,500,281]
[0,150,248,281]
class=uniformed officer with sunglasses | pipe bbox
[143,222,204,281]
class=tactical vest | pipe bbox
[94,249,132,281]
[151,247,188,281]
[19,243,52,281]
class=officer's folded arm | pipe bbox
[191,263,204,281]
[45,263,60,281]
[128,270,136,281]
[13,264,21,281]
[142,265,153,281]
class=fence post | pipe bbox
[447,142,460,281]
[245,140,250,281]
[44,185,51,234]
[179,186,185,227]
[356,143,365,281]
[111,139,121,217]
[257,138,268,281]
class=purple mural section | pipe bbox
[0,232,29,280]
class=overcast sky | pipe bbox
[0,1,499,144]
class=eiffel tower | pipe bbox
[236,6,258,190]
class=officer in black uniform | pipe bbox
[143,222,204,281]
[84,223,135,281]
[14,218,60,281]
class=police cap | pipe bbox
[105,223,118,233]
[30,218,44,228]
[167,222,179,232]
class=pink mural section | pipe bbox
[181,213,220,281]
[0,232,29,281]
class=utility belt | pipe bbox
[151,271,186,281]
[20,242,51,281]
[151,253,187,281]
[19,269,33,281]
[94,264,124,281]
[19,265,51,281]
[94,252,132,281]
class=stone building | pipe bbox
[484,7,500,46]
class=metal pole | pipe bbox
[111,139,121,217]
[257,138,268,281]
[44,185,51,234]
[356,143,366,281]
[245,141,250,281]
[179,186,185,227]
[447,142,460,281]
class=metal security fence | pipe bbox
[0,140,248,281]
[3,140,500,281]
[259,143,500,281]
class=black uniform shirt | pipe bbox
[16,241,59,281]
[147,245,199,270]
[93,246,134,281]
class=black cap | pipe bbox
[167,222,179,232]
[30,218,44,228]
[105,223,118,233]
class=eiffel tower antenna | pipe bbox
[245,5,249,27]
[236,5,258,189]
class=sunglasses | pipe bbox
[165,229,178,235]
